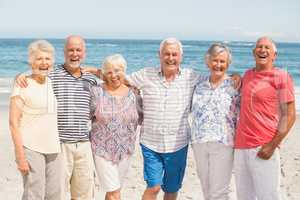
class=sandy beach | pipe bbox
[0,92,299,200]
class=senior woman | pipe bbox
[189,43,239,200]
[9,40,62,200]
[89,54,141,200]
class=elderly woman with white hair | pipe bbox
[189,43,239,200]
[9,40,62,200]
[89,54,142,200]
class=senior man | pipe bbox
[128,38,200,200]
[234,37,296,200]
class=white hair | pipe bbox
[28,40,55,64]
[159,37,183,55]
[205,43,232,65]
[255,36,277,53]
[102,54,127,74]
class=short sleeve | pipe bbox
[277,71,295,103]
[127,68,146,89]
[10,82,25,101]
[89,86,97,118]
[188,68,204,86]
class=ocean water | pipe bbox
[0,39,299,112]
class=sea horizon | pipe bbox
[0,38,299,113]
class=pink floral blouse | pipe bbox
[90,85,140,164]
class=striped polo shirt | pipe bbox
[128,67,202,153]
[49,64,97,142]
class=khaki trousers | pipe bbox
[22,147,63,200]
[61,142,95,200]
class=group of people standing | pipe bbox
[9,35,295,200]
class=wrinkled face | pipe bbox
[103,64,125,89]
[207,51,229,79]
[159,43,182,73]
[253,38,276,69]
[31,51,54,74]
[64,38,85,68]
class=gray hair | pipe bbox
[205,43,232,64]
[255,36,277,53]
[28,40,55,64]
[64,35,86,51]
[102,54,127,74]
[159,37,183,55]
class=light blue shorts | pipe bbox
[140,144,188,193]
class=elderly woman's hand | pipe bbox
[17,158,30,176]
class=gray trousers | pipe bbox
[22,147,63,200]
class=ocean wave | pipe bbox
[0,88,10,94]
[183,45,195,48]
[229,42,254,47]
[96,44,118,47]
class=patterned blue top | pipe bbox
[189,76,240,146]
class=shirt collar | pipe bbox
[157,67,182,77]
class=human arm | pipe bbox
[82,66,102,79]
[15,71,31,88]
[9,96,30,175]
[131,87,143,125]
[230,73,242,90]
[257,101,296,160]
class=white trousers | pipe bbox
[192,142,234,200]
[234,147,281,200]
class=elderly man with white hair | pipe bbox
[234,37,296,200]
[127,38,199,200]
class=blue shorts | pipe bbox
[140,144,188,193]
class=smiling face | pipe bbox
[64,36,86,69]
[103,64,125,89]
[159,43,182,75]
[253,37,277,70]
[31,51,54,75]
[207,51,229,80]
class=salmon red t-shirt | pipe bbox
[235,67,294,149]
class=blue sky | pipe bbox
[1,0,300,42]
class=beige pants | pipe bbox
[61,142,95,200]
[22,147,63,200]
[234,147,281,200]
[192,142,234,200]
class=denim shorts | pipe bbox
[140,144,188,193]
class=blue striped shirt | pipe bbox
[49,64,97,142]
